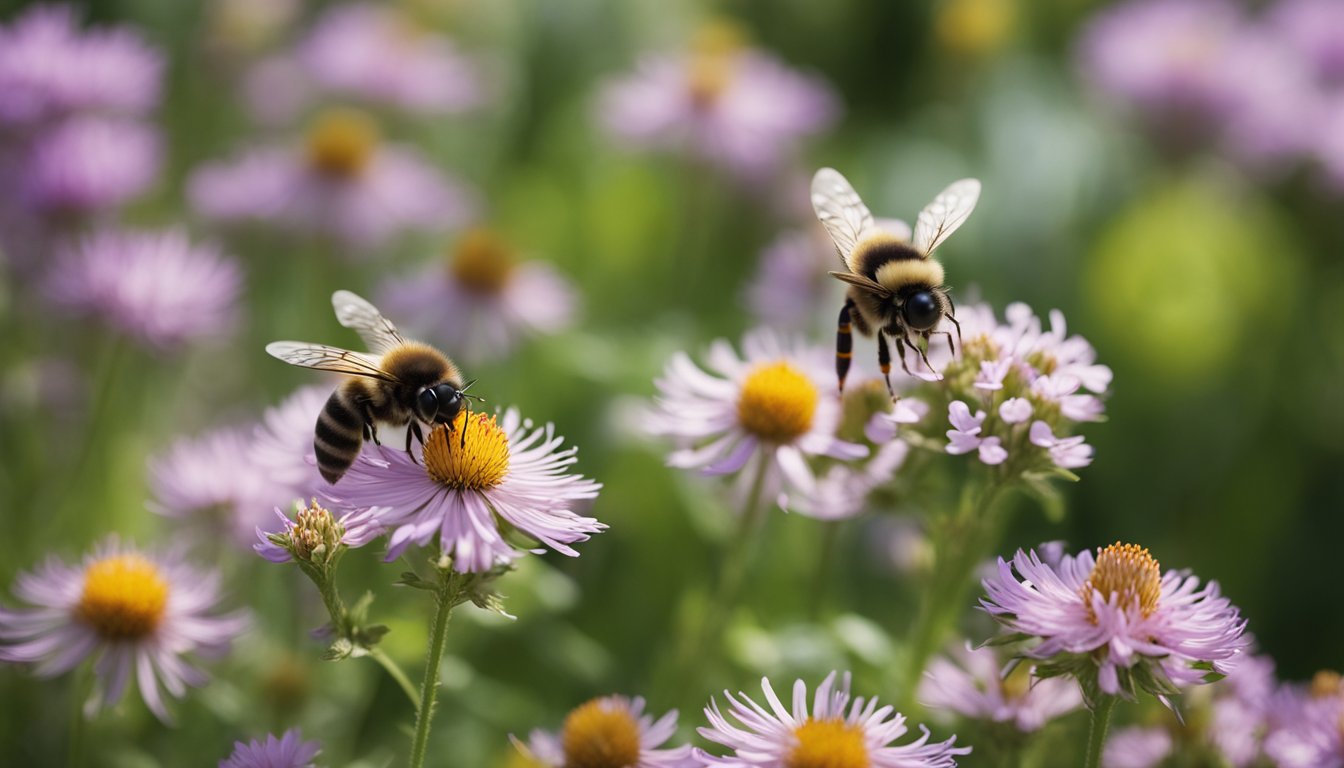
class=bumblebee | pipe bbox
[266,291,478,484]
[811,168,981,394]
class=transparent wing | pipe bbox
[811,168,875,273]
[265,342,399,382]
[912,178,981,256]
[332,290,405,354]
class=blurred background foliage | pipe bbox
[0,0,1340,765]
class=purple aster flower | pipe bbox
[377,228,578,364]
[696,671,970,767]
[0,537,250,721]
[1263,672,1344,768]
[597,23,838,181]
[18,115,159,215]
[44,228,242,350]
[1271,0,1344,83]
[296,3,483,115]
[323,408,603,572]
[1102,726,1173,768]
[252,384,329,507]
[920,642,1082,732]
[645,328,867,508]
[512,695,695,768]
[981,543,1248,703]
[220,728,321,768]
[149,426,280,548]
[0,5,162,125]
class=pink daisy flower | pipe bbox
[646,329,866,507]
[188,108,476,250]
[696,671,970,767]
[219,728,321,768]
[377,228,578,364]
[597,22,838,181]
[919,642,1082,732]
[981,543,1248,702]
[0,537,250,721]
[324,408,603,572]
[513,695,695,768]
[44,228,242,351]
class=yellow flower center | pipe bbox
[560,698,641,768]
[737,361,818,444]
[305,108,379,179]
[935,0,1014,57]
[786,718,870,768]
[685,19,744,107]
[1312,670,1343,699]
[1081,542,1162,623]
[449,228,517,295]
[423,412,510,491]
[75,554,169,640]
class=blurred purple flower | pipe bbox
[512,695,695,768]
[45,229,242,350]
[0,5,162,126]
[0,537,249,722]
[981,543,1248,701]
[220,729,321,768]
[149,426,280,548]
[18,116,159,215]
[1271,0,1344,83]
[1102,726,1173,768]
[252,384,329,507]
[189,109,476,250]
[1263,672,1344,768]
[920,642,1082,732]
[598,26,838,181]
[378,228,577,364]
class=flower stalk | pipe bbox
[1084,695,1117,768]
[408,567,456,768]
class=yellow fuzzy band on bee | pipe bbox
[875,259,944,291]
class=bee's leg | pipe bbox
[405,421,424,464]
[875,330,895,398]
[459,403,470,449]
[836,300,855,393]
[905,330,937,374]
[929,329,956,357]
[944,311,963,355]
[893,335,914,377]
[359,401,381,445]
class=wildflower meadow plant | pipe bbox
[219,729,322,768]
[512,695,694,767]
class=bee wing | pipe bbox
[811,168,876,273]
[331,290,406,354]
[911,178,981,256]
[265,341,399,383]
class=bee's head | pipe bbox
[416,383,464,424]
[901,290,944,332]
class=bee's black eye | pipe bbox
[903,291,942,331]
[434,384,464,423]
[416,387,439,420]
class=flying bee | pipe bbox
[811,167,981,395]
[266,290,481,484]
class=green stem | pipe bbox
[809,520,842,620]
[68,666,93,768]
[408,572,456,768]
[370,648,421,711]
[311,567,419,710]
[1084,695,1116,768]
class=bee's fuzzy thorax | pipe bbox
[379,342,461,386]
[875,259,944,292]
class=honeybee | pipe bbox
[811,168,981,394]
[266,291,478,484]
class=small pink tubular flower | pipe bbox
[645,329,866,508]
[219,729,321,768]
[696,671,970,767]
[920,643,1082,732]
[945,401,1007,465]
[513,695,695,768]
[1029,421,1094,469]
[323,408,603,572]
[981,544,1247,702]
[0,537,250,721]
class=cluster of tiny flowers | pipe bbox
[876,301,1109,472]
[981,542,1247,704]
[255,500,382,567]
[596,20,838,182]
[241,1,484,124]
[0,6,162,225]
[377,228,579,365]
[219,729,321,768]
[1079,0,1344,189]
[0,537,249,721]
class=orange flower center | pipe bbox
[786,718,869,768]
[305,108,379,179]
[423,412,510,491]
[737,360,818,443]
[75,554,169,640]
[449,228,517,295]
[560,698,641,768]
[1081,542,1162,623]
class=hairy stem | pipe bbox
[1084,695,1116,768]
[408,573,455,768]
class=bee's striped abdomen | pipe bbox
[315,390,365,484]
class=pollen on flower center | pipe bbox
[1081,542,1162,622]
[305,108,379,179]
[449,228,516,295]
[560,698,641,768]
[786,718,870,768]
[423,412,510,491]
[736,361,819,443]
[75,554,169,640]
